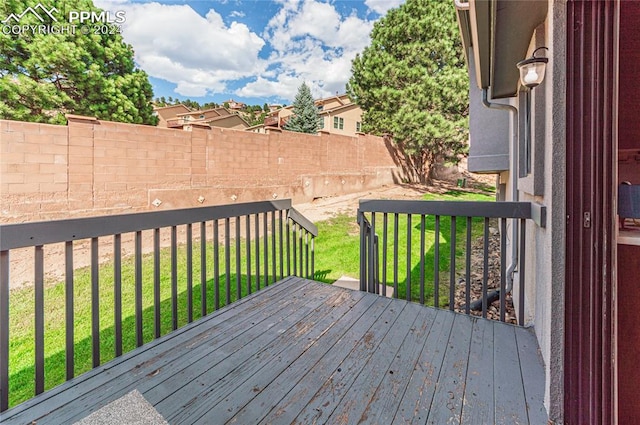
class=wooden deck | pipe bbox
[1,277,547,424]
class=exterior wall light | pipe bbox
[517,47,549,88]
[517,47,548,176]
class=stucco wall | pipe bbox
[0,116,403,223]
[321,105,362,137]
[521,2,566,421]
[495,2,565,421]
[467,51,511,174]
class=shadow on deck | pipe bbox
[1,277,547,424]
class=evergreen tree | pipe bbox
[240,108,267,127]
[284,83,321,134]
[347,0,469,184]
[183,99,201,110]
[0,0,157,124]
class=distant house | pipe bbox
[245,123,267,134]
[153,104,191,128]
[263,94,363,137]
[316,94,364,136]
[221,99,246,111]
[264,105,294,129]
[176,107,232,121]
[155,105,250,130]
[202,113,251,131]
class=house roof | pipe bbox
[245,123,265,131]
[266,93,358,119]
[153,104,191,120]
[176,107,230,118]
[455,0,548,98]
[204,114,250,126]
[267,105,294,117]
[315,93,350,106]
[318,102,360,116]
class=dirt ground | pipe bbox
[6,177,495,290]
[294,182,435,222]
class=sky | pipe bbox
[93,0,405,107]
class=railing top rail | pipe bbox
[287,208,318,237]
[0,199,293,250]
[358,199,533,219]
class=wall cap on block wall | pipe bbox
[65,114,98,123]
[186,122,211,129]
[168,122,211,131]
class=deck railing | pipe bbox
[357,199,545,325]
[0,199,316,411]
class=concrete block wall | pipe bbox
[0,120,69,217]
[0,117,403,223]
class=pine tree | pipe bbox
[0,0,157,125]
[347,0,469,184]
[284,83,321,134]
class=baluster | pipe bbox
[187,223,193,323]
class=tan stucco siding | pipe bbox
[324,106,362,137]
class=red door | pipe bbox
[565,1,617,424]
[614,1,640,422]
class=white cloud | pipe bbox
[265,0,373,53]
[261,0,375,100]
[365,0,404,15]
[94,0,401,103]
[96,0,265,97]
[286,1,341,46]
[237,75,302,100]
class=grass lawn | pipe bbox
[5,188,494,408]
[7,236,286,408]
[314,189,496,303]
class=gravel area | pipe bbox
[452,225,517,324]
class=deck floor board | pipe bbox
[1,277,547,425]
[461,316,495,425]
[178,288,373,424]
[257,296,395,425]
[392,303,456,424]
[14,276,309,424]
[157,281,344,423]
[56,277,323,424]
[493,322,529,424]
[425,313,474,424]
[356,303,439,424]
[325,301,420,424]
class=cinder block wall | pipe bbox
[0,116,403,222]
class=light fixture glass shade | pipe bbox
[517,57,548,88]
